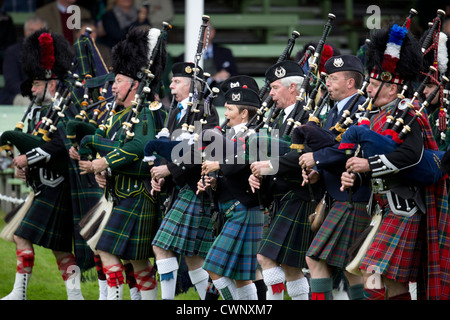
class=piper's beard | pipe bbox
[34,90,53,106]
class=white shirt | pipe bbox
[335,93,357,114]
[282,103,296,122]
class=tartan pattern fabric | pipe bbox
[360,194,422,283]
[16,249,35,274]
[371,103,450,299]
[95,191,159,260]
[203,201,264,280]
[152,185,214,257]
[307,201,371,269]
[134,265,157,291]
[57,253,77,281]
[104,263,125,287]
[14,180,74,253]
[258,192,315,268]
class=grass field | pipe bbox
[0,209,199,300]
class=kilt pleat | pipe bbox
[95,191,158,260]
[360,196,423,283]
[257,192,315,269]
[203,201,264,280]
[152,185,214,257]
[307,201,371,269]
[14,181,73,252]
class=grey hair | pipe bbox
[280,76,304,94]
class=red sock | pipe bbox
[124,262,137,288]
[134,265,157,292]
[389,292,411,300]
[56,253,77,281]
[16,249,34,274]
[103,263,124,288]
[94,255,106,281]
[363,288,386,300]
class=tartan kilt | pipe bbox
[258,191,315,269]
[14,180,74,252]
[307,201,371,269]
[360,194,423,283]
[203,200,264,280]
[95,190,159,260]
[152,185,215,257]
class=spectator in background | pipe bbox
[0,0,17,74]
[0,16,47,106]
[97,0,150,50]
[134,0,173,28]
[35,0,92,45]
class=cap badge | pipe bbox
[185,66,192,74]
[275,66,286,78]
[232,93,241,101]
[333,58,344,68]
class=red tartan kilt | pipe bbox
[360,194,423,283]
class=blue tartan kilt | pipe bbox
[258,191,316,269]
[306,201,371,269]
[15,181,74,252]
[95,190,159,260]
[203,200,264,280]
[152,185,215,257]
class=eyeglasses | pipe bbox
[114,78,133,85]
[327,76,349,82]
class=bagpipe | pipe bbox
[339,69,449,186]
[143,16,213,166]
[0,72,82,157]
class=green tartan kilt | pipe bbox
[15,181,74,252]
[306,201,371,269]
[152,185,214,258]
[203,201,264,280]
[257,191,315,269]
[95,190,159,260]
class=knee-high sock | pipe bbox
[103,263,125,300]
[236,283,258,300]
[310,278,332,300]
[156,257,178,300]
[1,249,34,300]
[188,268,209,300]
[134,265,158,300]
[56,253,84,300]
[213,277,238,300]
[262,267,286,300]
[286,277,309,300]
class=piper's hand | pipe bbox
[13,154,28,169]
[340,171,356,192]
[345,157,370,173]
[302,168,320,186]
[201,160,220,175]
[250,160,272,177]
[299,152,315,170]
[95,171,107,188]
[91,157,109,174]
[15,167,27,182]
[69,146,80,160]
[79,160,94,175]
[196,175,216,195]
[248,174,261,193]
[151,178,164,196]
[150,165,170,180]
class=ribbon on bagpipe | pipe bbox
[338,72,449,186]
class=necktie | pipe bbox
[226,127,235,139]
[277,109,285,128]
[176,103,183,121]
